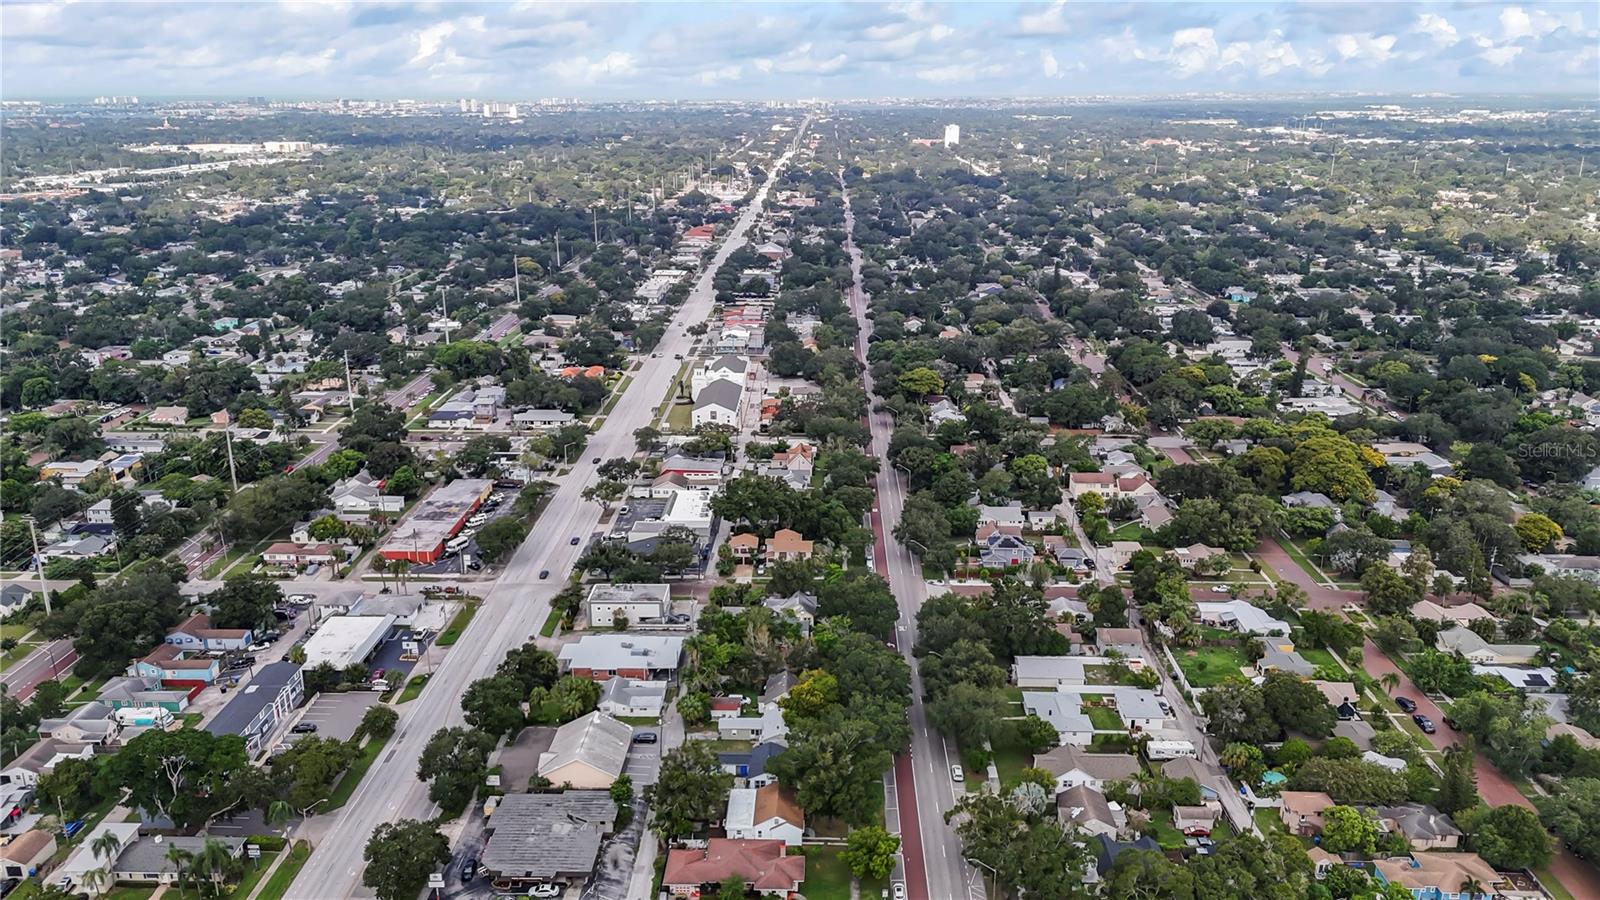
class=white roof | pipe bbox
[558,634,685,672]
[1021,692,1093,733]
[538,711,632,780]
[299,614,395,669]
[1196,600,1291,635]
[725,787,759,829]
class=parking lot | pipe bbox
[289,691,382,742]
[413,488,521,575]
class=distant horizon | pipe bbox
[4,2,1596,100]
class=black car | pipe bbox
[1395,696,1418,713]
[1443,716,1461,731]
[539,570,550,579]
[1413,714,1436,734]
[458,857,478,882]
[591,457,601,464]
[632,732,659,744]
[570,537,580,545]
[291,722,318,734]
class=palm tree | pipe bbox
[90,829,123,864]
[80,866,112,894]
[164,844,195,897]
[1379,672,1401,696]
[1459,876,1485,898]
[191,838,241,898]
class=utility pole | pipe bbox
[224,428,240,494]
[592,205,599,244]
[513,256,521,304]
[441,292,452,343]
[342,349,354,401]
[554,232,562,269]
[25,516,52,615]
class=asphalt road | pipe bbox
[284,123,806,900]
[0,638,77,701]
[840,169,982,900]
[297,371,434,470]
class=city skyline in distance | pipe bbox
[3,1,1597,101]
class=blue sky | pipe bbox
[3,2,1596,100]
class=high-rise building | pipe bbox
[944,124,960,148]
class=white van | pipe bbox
[446,535,471,553]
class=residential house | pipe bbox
[1021,692,1095,746]
[763,592,817,633]
[164,613,252,652]
[129,644,222,684]
[1196,600,1291,636]
[1256,647,1315,678]
[0,830,56,880]
[759,443,815,488]
[725,783,805,846]
[558,634,685,682]
[598,678,667,718]
[98,675,192,713]
[1375,804,1463,851]
[1032,745,1141,793]
[1107,541,1142,570]
[977,503,1027,530]
[976,525,1034,568]
[0,739,95,788]
[37,702,120,745]
[1067,472,1157,500]
[1159,758,1220,803]
[330,471,404,516]
[663,839,805,897]
[1279,791,1334,837]
[39,533,114,561]
[537,711,633,789]
[727,533,759,561]
[1088,835,1162,884]
[1435,626,1539,665]
[0,584,32,620]
[261,541,339,569]
[585,583,671,628]
[1410,599,1495,627]
[1371,852,1507,900]
[764,529,813,563]
[1096,628,1147,668]
[513,409,577,431]
[1174,805,1220,836]
[39,459,105,488]
[692,379,742,429]
[1171,543,1228,573]
[720,740,787,788]
[148,405,190,426]
[106,834,247,888]
[1056,784,1125,838]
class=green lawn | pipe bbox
[395,674,429,703]
[222,851,277,899]
[1,622,34,641]
[799,845,886,900]
[1147,808,1188,850]
[1255,807,1286,835]
[990,728,1034,790]
[1537,867,1579,900]
[100,887,158,900]
[539,608,562,637]
[664,400,693,432]
[1175,645,1251,687]
[615,715,661,726]
[326,733,391,810]
[253,841,311,900]
[1086,705,1123,730]
[1297,646,1340,673]
[436,601,479,646]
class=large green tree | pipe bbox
[362,819,451,900]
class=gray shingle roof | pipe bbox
[480,791,617,879]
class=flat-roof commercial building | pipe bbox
[205,662,304,757]
[299,615,396,670]
[480,790,617,888]
[585,583,671,628]
[378,478,493,563]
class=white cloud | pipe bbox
[1218,31,1321,78]
[1041,48,1060,78]
[1472,35,1523,67]
[1018,1,1072,37]
[756,43,849,76]
[548,51,636,82]
[1169,27,1219,77]
[409,21,454,65]
[1330,32,1397,63]
[1412,13,1459,47]
[695,64,742,85]
[1499,6,1581,42]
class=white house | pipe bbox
[1195,600,1291,636]
[724,784,805,846]
[585,583,671,628]
[691,355,749,399]
[692,379,742,429]
[597,678,667,718]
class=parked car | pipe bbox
[1209,585,1230,594]
[457,858,477,883]
[893,884,907,900]
[62,819,86,839]
[1413,714,1436,734]
[632,732,659,744]
[1443,716,1460,731]
[539,570,550,579]
[370,668,386,682]
[527,884,561,898]
[950,765,964,783]
[247,641,271,652]
[1395,696,1417,713]
[291,722,318,734]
